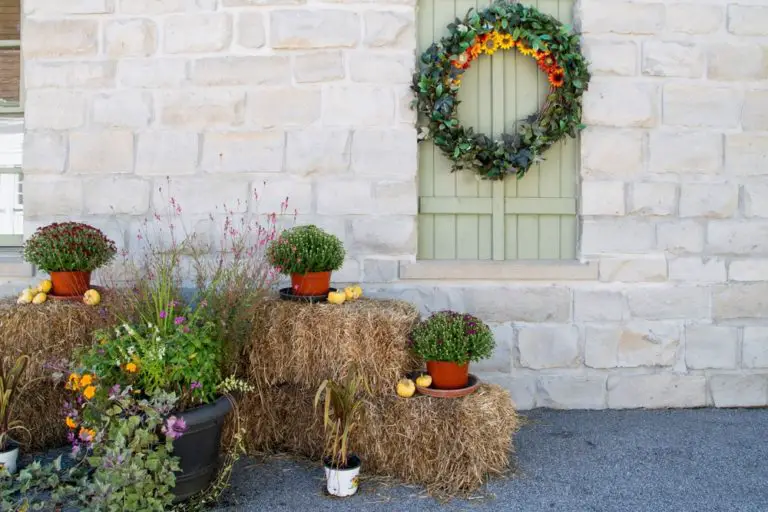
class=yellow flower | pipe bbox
[79,374,93,387]
[518,44,535,57]
[124,362,138,373]
[65,416,77,429]
[498,33,515,50]
[78,428,96,442]
[83,385,97,400]
[66,373,80,391]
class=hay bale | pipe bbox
[0,293,130,451]
[247,298,420,393]
[241,383,520,494]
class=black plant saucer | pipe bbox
[278,287,336,304]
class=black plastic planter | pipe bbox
[172,396,233,501]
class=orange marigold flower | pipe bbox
[66,373,80,391]
[83,385,97,400]
[65,416,77,429]
[79,374,93,387]
[548,68,565,88]
[468,44,481,60]
[124,362,138,373]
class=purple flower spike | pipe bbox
[190,381,202,391]
[163,416,188,441]
[174,316,185,325]
[159,310,167,319]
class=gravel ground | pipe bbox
[215,408,768,512]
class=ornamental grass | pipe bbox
[247,297,421,394]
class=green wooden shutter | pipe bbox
[417,0,578,261]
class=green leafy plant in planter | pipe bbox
[23,222,117,296]
[0,355,30,476]
[267,224,345,296]
[314,371,368,498]
[409,311,495,390]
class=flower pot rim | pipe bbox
[0,439,20,454]
[176,395,233,422]
[323,453,361,471]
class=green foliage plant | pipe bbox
[412,1,591,180]
[267,224,345,275]
[409,311,495,364]
[314,371,368,470]
[23,222,117,272]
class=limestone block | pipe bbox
[373,180,418,215]
[25,0,113,14]
[679,183,737,218]
[627,286,710,320]
[191,56,291,86]
[536,376,607,409]
[294,51,344,83]
[518,325,580,369]
[480,374,536,410]
[397,85,416,124]
[84,177,151,215]
[649,131,722,174]
[201,132,284,173]
[120,0,210,14]
[160,90,245,128]
[363,11,415,49]
[350,216,416,255]
[743,327,768,368]
[351,129,417,178]
[362,259,400,284]
[271,10,360,49]
[744,183,768,218]
[247,89,321,128]
[582,40,636,76]
[316,179,372,215]
[599,256,667,283]
[707,221,768,255]
[666,3,723,35]
[23,131,67,174]
[164,14,231,54]
[252,178,312,215]
[709,375,768,408]
[642,41,704,78]
[663,85,742,128]
[707,43,768,81]
[580,181,625,216]
[323,86,395,127]
[580,0,664,35]
[629,182,677,216]
[92,91,153,129]
[742,91,768,132]
[585,322,680,368]
[26,61,116,89]
[581,128,643,179]
[23,19,98,58]
[285,129,350,174]
[728,5,768,36]
[657,220,704,254]
[118,59,187,88]
[607,374,706,408]
[349,52,413,84]
[225,0,304,5]
[23,176,83,217]
[728,260,768,282]
[685,325,738,370]
[105,19,157,57]
[725,134,768,175]
[574,290,627,322]
[582,219,655,255]
[136,131,199,175]
[583,81,659,128]
[69,131,134,174]
[472,323,513,373]
[464,286,571,323]
[151,178,250,214]
[713,283,768,321]
[24,91,85,130]
[668,257,726,283]
[237,12,266,48]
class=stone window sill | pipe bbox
[398,260,597,281]
[0,252,33,279]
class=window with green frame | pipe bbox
[0,0,22,247]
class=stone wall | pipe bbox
[21,0,768,409]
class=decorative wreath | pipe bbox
[412,1,590,180]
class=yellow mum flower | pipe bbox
[83,385,97,400]
[65,416,77,429]
[125,362,138,373]
[79,374,93,387]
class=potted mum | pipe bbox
[0,355,29,475]
[409,311,495,389]
[23,222,117,297]
[314,372,367,497]
[267,224,345,296]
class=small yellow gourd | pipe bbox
[396,378,416,398]
[37,280,52,293]
[415,374,433,388]
[32,292,47,304]
[327,291,346,305]
[83,289,101,306]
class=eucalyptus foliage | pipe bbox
[412,1,590,180]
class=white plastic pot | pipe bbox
[0,443,19,475]
[324,455,361,497]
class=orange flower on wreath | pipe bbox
[451,52,471,69]
[538,54,559,73]
[548,67,565,88]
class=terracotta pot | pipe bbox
[426,361,470,390]
[290,271,331,296]
[50,271,91,297]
